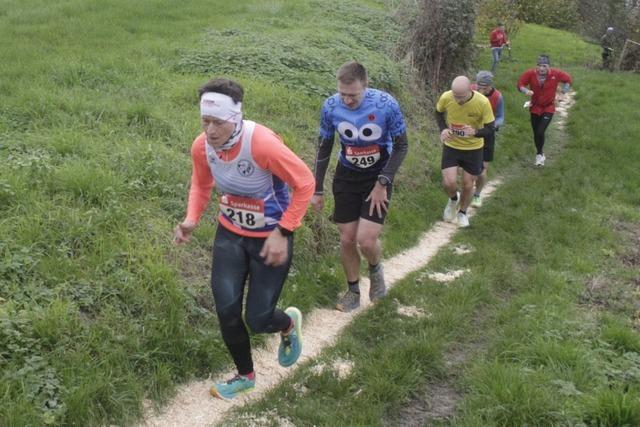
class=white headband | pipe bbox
[200,92,242,124]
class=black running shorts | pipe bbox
[482,133,495,162]
[331,164,393,224]
[441,144,484,176]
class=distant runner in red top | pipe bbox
[490,22,510,73]
[517,55,572,166]
[173,78,314,400]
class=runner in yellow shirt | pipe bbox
[435,76,495,227]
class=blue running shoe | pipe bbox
[210,374,255,400]
[278,307,302,367]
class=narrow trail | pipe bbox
[143,93,576,427]
[142,179,503,427]
[386,91,577,427]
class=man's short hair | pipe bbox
[198,78,244,103]
[336,61,368,84]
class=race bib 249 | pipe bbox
[345,145,381,168]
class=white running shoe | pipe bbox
[535,154,543,166]
[540,154,546,166]
[457,211,470,228]
[443,192,459,222]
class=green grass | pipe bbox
[3,0,638,425]
[222,24,640,427]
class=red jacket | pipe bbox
[517,68,572,115]
[490,28,508,48]
[471,84,502,113]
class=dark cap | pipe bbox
[537,55,551,65]
[476,70,494,87]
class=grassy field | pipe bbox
[3,1,638,425]
[0,1,441,425]
[221,24,640,427]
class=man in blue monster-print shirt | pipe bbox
[311,61,409,313]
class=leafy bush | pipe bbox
[477,0,523,41]
[402,0,478,92]
[515,0,579,30]
[577,0,638,41]
[619,41,640,72]
[478,0,580,32]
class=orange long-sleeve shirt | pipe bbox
[185,123,314,238]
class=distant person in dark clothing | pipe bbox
[601,27,615,71]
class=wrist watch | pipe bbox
[276,224,293,236]
[377,175,391,187]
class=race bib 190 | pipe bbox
[449,124,467,137]
[219,194,265,229]
[345,145,381,168]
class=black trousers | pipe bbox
[602,48,613,70]
[530,112,554,155]
[211,224,292,375]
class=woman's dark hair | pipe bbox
[198,78,244,103]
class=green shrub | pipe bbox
[478,0,580,31]
[516,0,580,30]
[403,0,477,91]
[477,0,523,40]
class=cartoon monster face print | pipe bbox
[336,122,383,143]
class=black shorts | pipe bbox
[332,164,393,224]
[441,144,484,176]
[483,133,495,162]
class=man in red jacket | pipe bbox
[517,55,572,166]
[490,22,510,73]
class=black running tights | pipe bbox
[530,112,554,155]
[211,225,292,375]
